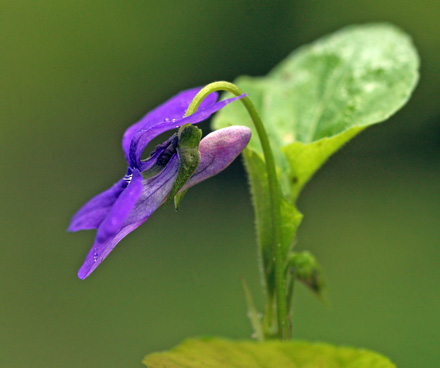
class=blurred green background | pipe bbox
[1,1,439,367]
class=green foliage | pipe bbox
[214,23,419,199]
[143,338,396,368]
[212,23,419,308]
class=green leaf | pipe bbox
[287,251,327,303]
[281,127,363,201]
[213,23,419,201]
[212,24,419,299]
[143,338,396,368]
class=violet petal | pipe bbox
[125,154,179,224]
[182,126,252,190]
[77,220,144,280]
[68,179,128,232]
[129,94,246,171]
[78,156,180,279]
[78,169,143,279]
[122,88,218,164]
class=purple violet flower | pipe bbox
[68,87,251,279]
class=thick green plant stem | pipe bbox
[186,81,288,338]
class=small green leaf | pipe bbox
[166,124,202,209]
[143,338,396,368]
[243,149,302,296]
[288,251,327,303]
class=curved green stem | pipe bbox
[186,81,288,338]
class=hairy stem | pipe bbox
[186,81,288,338]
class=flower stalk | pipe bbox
[186,81,288,339]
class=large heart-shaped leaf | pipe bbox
[212,24,419,299]
[213,23,419,200]
[143,338,396,368]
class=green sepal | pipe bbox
[165,123,202,209]
[174,189,187,210]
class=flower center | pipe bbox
[154,134,178,166]
[140,133,179,179]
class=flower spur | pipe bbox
[68,87,251,279]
